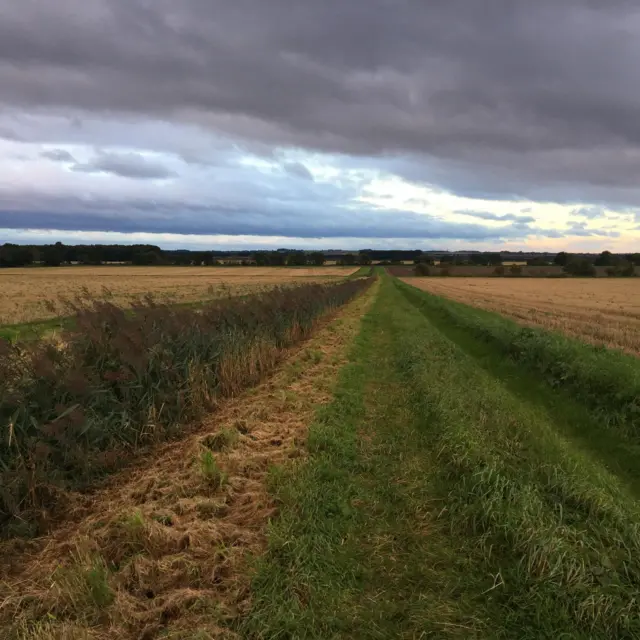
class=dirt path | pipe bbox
[0,283,377,640]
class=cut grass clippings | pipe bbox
[0,280,377,640]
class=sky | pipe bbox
[1,1,639,252]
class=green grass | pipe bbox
[395,279,640,436]
[0,316,71,341]
[347,265,372,278]
[239,274,640,638]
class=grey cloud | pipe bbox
[0,125,23,142]
[283,162,314,181]
[40,148,76,162]
[1,1,640,207]
[0,184,565,240]
[571,206,605,219]
[457,210,536,224]
[71,150,177,179]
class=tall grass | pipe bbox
[0,278,371,536]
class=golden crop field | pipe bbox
[402,277,640,355]
[0,266,358,325]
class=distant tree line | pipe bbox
[1,243,638,276]
[554,251,639,277]
[0,244,377,268]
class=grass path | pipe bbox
[0,284,376,640]
[241,275,640,639]
[240,276,497,638]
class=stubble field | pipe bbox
[0,266,358,325]
[401,276,640,355]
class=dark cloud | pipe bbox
[457,210,536,223]
[283,162,314,181]
[0,185,569,240]
[40,148,76,162]
[0,1,639,205]
[71,150,177,179]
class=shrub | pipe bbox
[493,265,506,276]
[414,263,431,276]
[509,264,523,276]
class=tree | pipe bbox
[338,253,357,266]
[286,251,307,266]
[626,253,640,266]
[493,265,506,276]
[42,246,64,267]
[554,252,571,267]
[0,244,33,267]
[358,251,373,265]
[564,257,596,277]
[594,251,617,267]
[509,264,523,276]
[197,251,215,266]
[527,257,549,266]
[414,263,431,276]
[132,250,162,265]
[309,252,326,266]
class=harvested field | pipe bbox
[0,266,358,325]
[402,276,640,355]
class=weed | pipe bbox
[52,550,115,618]
[201,428,239,452]
[199,450,227,489]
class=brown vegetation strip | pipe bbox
[401,277,640,355]
[0,282,376,640]
[0,266,358,325]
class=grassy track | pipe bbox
[241,274,640,638]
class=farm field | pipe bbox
[0,265,358,325]
[3,271,640,639]
[402,276,640,355]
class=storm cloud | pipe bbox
[0,1,639,246]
